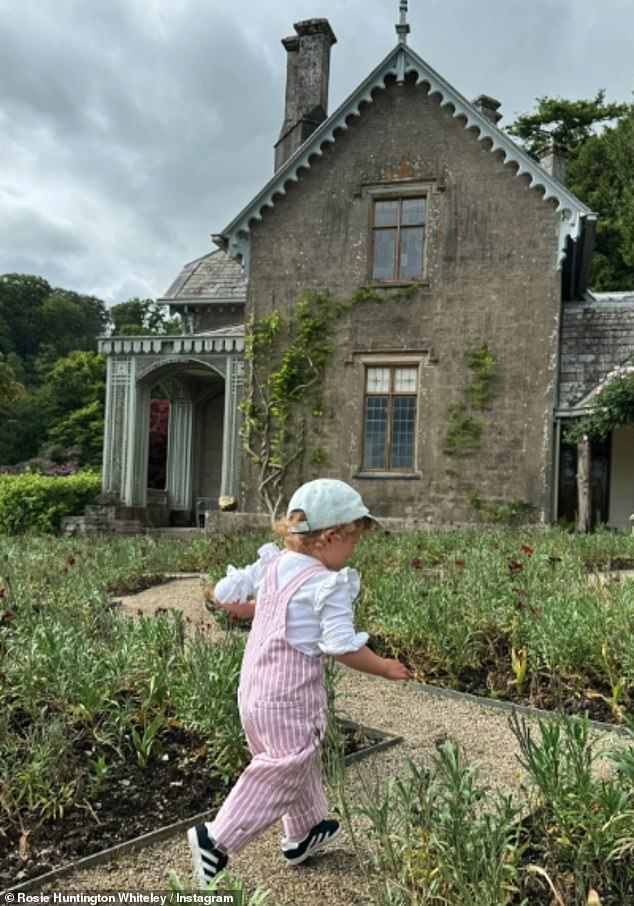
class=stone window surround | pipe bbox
[362,177,442,287]
[354,351,426,479]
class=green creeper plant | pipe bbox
[443,343,496,458]
[241,286,389,518]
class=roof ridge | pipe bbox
[216,42,594,271]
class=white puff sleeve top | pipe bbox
[213,543,368,657]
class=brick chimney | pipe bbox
[472,94,502,124]
[537,141,568,184]
[274,19,337,171]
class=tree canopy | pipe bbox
[0,276,179,467]
[0,274,109,386]
[506,91,634,291]
[109,297,180,336]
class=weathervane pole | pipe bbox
[396,0,410,44]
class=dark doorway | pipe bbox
[147,398,170,490]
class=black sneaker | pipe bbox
[282,819,341,865]
[187,825,228,887]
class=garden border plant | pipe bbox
[2,526,634,898]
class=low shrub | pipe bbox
[0,469,101,534]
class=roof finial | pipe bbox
[396,0,410,44]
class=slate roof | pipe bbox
[215,40,594,272]
[159,250,246,305]
[557,293,634,413]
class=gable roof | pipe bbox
[214,41,595,272]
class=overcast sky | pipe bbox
[1,0,632,307]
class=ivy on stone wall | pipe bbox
[242,284,416,518]
[443,343,497,458]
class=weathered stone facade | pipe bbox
[100,15,634,530]
[240,74,565,524]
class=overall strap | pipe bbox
[262,556,330,603]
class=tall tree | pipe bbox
[506,92,634,290]
[506,91,628,154]
[0,274,108,387]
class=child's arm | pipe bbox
[204,587,255,620]
[213,595,255,620]
[334,646,411,680]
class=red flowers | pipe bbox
[520,544,535,556]
[454,560,465,569]
[410,558,422,569]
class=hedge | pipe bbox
[0,470,102,534]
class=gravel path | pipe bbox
[40,578,577,903]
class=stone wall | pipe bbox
[242,76,562,524]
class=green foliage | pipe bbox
[467,489,535,524]
[511,713,634,903]
[109,297,180,336]
[0,533,254,834]
[355,745,522,905]
[506,91,628,155]
[506,95,634,290]
[242,290,352,516]
[0,350,106,467]
[566,363,634,442]
[0,354,26,418]
[42,350,106,419]
[566,103,634,290]
[443,343,496,457]
[47,400,104,467]
[442,404,482,457]
[464,343,496,410]
[357,718,634,905]
[352,525,634,716]
[0,470,101,533]
[0,274,108,387]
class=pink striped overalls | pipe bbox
[209,554,330,853]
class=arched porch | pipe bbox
[98,332,244,526]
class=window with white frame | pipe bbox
[371,196,426,282]
[362,364,418,471]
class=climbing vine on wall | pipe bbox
[443,343,497,457]
[241,285,414,518]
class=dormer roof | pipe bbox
[214,41,595,274]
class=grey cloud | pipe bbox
[1,0,632,306]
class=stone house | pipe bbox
[98,12,634,530]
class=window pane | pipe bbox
[374,200,398,226]
[399,227,424,279]
[391,396,415,468]
[366,367,390,393]
[401,197,426,224]
[372,229,396,280]
[364,397,387,468]
[394,366,417,393]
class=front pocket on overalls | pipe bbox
[251,700,314,757]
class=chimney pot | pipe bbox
[537,141,568,184]
[473,94,502,124]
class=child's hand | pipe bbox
[383,658,413,681]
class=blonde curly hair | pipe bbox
[274,511,377,553]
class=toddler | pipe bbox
[187,478,411,886]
